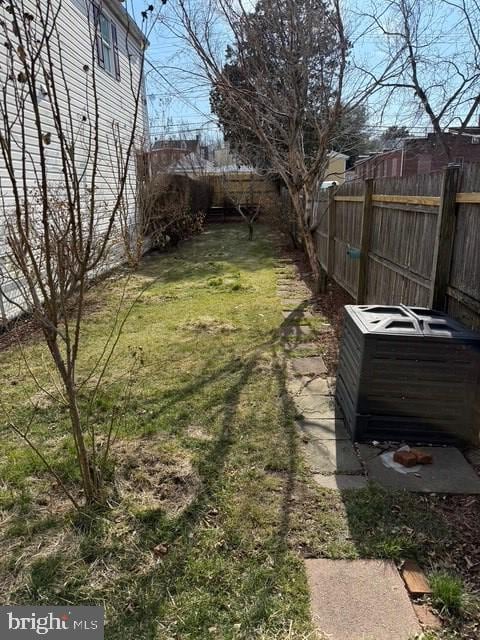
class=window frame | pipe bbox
[93,4,121,81]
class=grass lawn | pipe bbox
[0,224,478,639]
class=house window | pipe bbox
[454,157,464,167]
[93,5,121,81]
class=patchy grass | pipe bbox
[430,573,464,614]
[0,225,313,639]
[0,224,478,639]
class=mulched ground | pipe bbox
[0,315,41,352]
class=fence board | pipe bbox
[313,164,480,329]
[448,163,480,324]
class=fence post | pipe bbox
[431,164,460,311]
[327,186,336,278]
[357,178,374,304]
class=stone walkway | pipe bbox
[274,255,479,640]
[276,257,480,496]
[275,260,367,490]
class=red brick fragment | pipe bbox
[393,450,418,467]
[411,449,433,465]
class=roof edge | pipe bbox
[101,0,149,47]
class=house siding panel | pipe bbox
[0,0,147,322]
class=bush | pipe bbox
[140,174,212,248]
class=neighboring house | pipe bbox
[324,151,349,184]
[149,135,210,174]
[170,153,215,175]
[353,131,480,179]
[212,142,245,169]
[0,0,148,323]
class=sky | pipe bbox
[126,0,479,146]
[129,0,222,143]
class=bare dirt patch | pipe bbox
[115,437,201,517]
[185,424,213,442]
[183,316,238,334]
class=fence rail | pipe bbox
[312,163,480,330]
[206,172,279,208]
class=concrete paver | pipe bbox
[290,357,326,377]
[304,378,332,396]
[306,559,421,640]
[281,299,311,308]
[280,324,312,338]
[303,438,362,474]
[358,445,480,494]
[297,417,350,441]
[293,393,337,417]
[312,474,368,490]
[290,376,330,395]
[281,310,314,320]
[283,343,321,356]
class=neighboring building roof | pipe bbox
[170,152,215,174]
[354,148,401,168]
[328,150,349,160]
[152,137,200,153]
[208,164,256,174]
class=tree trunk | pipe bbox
[248,221,254,240]
[46,337,98,504]
[65,380,97,504]
[291,188,325,293]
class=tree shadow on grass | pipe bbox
[99,340,306,639]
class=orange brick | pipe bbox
[393,450,418,467]
[411,449,433,465]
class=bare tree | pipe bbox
[0,0,160,505]
[167,0,400,291]
[361,0,480,155]
[217,170,272,240]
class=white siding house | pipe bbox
[0,0,148,323]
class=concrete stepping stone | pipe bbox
[358,445,480,494]
[297,417,350,441]
[303,438,362,474]
[281,299,311,308]
[281,310,313,320]
[283,344,321,357]
[288,376,330,395]
[294,392,337,416]
[287,374,323,395]
[412,603,442,631]
[306,559,421,640]
[281,325,313,340]
[278,289,311,297]
[312,474,368,490]
[301,377,331,394]
[290,356,326,377]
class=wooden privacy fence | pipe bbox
[312,163,480,329]
[207,172,279,209]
